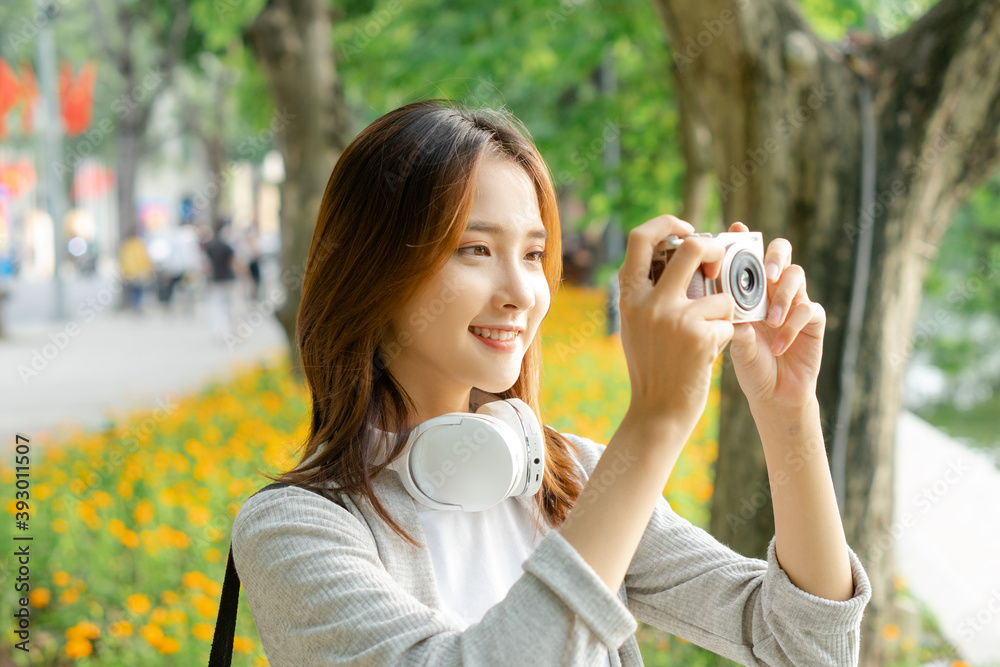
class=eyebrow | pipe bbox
[465,220,548,241]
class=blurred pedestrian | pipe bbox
[246,223,263,302]
[204,219,238,342]
[154,223,203,317]
[118,234,153,315]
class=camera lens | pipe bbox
[728,250,765,311]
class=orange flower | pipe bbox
[66,621,100,640]
[110,620,133,637]
[233,636,255,654]
[53,571,71,587]
[64,638,93,658]
[881,623,901,641]
[126,593,151,615]
[192,622,215,641]
[157,636,181,654]
[134,499,155,525]
[29,588,51,608]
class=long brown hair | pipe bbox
[265,99,585,548]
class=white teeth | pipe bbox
[471,327,518,341]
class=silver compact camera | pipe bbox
[648,231,769,322]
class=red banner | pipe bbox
[59,61,97,136]
[0,59,96,138]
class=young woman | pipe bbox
[231,99,872,666]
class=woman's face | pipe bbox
[381,153,551,425]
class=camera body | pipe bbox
[648,231,769,323]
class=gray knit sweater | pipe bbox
[231,431,872,665]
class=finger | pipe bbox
[728,221,749,233]
[620,215,694,301]
[766,264,806,328]
[657,236,727,299]
[771,298,822,355]
[764,237,792,284]
[687,292,736,321]
[706,319,736,352]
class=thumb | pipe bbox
[730,322,758,360]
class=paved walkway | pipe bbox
[894,412,1000,665]
[0,274,287,443]
[1,274,997,664]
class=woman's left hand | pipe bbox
[726,222,826,409]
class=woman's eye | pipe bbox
[457,246,547,262]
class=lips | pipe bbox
[469,326,520,342]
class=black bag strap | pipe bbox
[208,481,347,666]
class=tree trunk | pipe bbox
[246,0,353,381]
[652,0,1000,664]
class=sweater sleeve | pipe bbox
[231,485,637,666]
[561,431,872,667]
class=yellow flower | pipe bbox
[53,571,71,587]
[59,588,80,605]
[158,636,181,654]
[233,636,255,654]
[139,622,165,648]
[91,490,113,507]
[110,620,133,637]
[881,623,901,641]
[118,479,134,499]
[51,517,69,533]
[134,499,155,525]
[950,661,970,667]
[192,622,215,641]
[122,530,140,549]
[151,607,169,624]
[182,571,205,590]
[167,609,187,624]
[192,593,217,618]
[187,504,211,526]
[107,518,126,538]
[64,638,93,658]
[66,621,100,640]
[29,588,51,608]
[160,590,179,605]
[126,593,151,615]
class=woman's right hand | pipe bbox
[617,215,736,438]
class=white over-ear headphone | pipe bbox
[384,397,545,512]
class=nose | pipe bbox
[492,255,536,312]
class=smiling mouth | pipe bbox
[469,326,520,342]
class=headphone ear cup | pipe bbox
[476,399,545,496]
[406,415,521,512]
